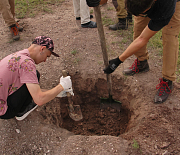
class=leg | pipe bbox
[133,16,150,61]
[0,0,16,26]
[109,0,130,30]
[0,84,32,119]
[80,0,90,24]
[116,0,127,19]
[73,0,80,18]
[0,70,40,119]
[116,0,132,22]
[154,2,180,103]
[0,0,20,40]
[123,16,150,75]
[162,1,180,81]
[9,0,15,18]
[80,0,96,28]
[9,0,23,32]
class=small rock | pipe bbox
[32,145,37,150]
[159,142,170,149]
[15,129,20,134]
[162,150,168,155]
[154,145,158,149]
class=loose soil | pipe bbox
[0,0,180,154]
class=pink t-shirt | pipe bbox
[0,49,39,116]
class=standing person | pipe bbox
[103,0,180,103]
[109,0,132,30]
[0,0,23,41]
[73,0,97,28]
[0,36,73,121]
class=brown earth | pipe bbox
[0,0,180,154]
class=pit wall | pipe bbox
[39,72,146,136]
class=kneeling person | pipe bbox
[0,36,72,120]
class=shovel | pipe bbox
[62,70,83,121]
[93,5,121,111]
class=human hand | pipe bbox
[103,57,123,74]
[86,0,100,7]
[59,76,72,90]
[56,87,74,97]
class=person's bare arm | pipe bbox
[103,25,159,74]
[26,83,64,106]
[119,25,158,61]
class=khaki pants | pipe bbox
[73,0,90,24]
[133,2,180,81]
[112,0,127,19]
[0,0,16,27]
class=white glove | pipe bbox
[56,87,74,97]
[59,76,72,90]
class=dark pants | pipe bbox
[0,70,40,119]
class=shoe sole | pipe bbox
[15,105,38,121]
[154,96,168,104]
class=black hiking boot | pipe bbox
[81,21,97,28]
[109,18,128,30]
[123,59,149,75]
[154,78,172,103]
[15,101,38,121]
[127,12,133,24]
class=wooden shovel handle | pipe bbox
[93,6,109,68]
[93,6,112,96]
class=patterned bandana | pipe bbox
[32,36,59,57]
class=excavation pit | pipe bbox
[40,74,132,136]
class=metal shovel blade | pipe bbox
[100,95,122,112]
[66,102,83,121]
[66,95,83,121]
[62,70,83,121]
